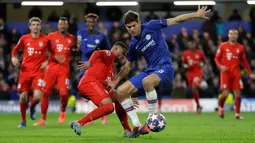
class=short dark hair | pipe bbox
[123,10,139,24]
[59,17,68,21]
[114,42,128,56]
[29,17,41,25]
[85,13,99,20]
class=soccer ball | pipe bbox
[147,113,166,132]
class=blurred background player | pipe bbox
[77,13,111,125]
[111,6,210,138]
[182,41,207,114]
[11,17,50,128]
[215,29,255,119]
[33,17,75,126]
[69,42,132,137]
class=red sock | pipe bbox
[115,102,131,131]
[235,96,241,114]
[41,91,50,120]
[60,94,68,112]
[19,102,27,122]
[192,91,200,107]
[30,99,39,109]
[78,104,114,126]
[219,95,227,108]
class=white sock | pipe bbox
[121,98,141,127]
[146,89,158,117]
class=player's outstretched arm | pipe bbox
[166,5,210,26]
[11,37,24,67]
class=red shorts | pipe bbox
[187,74,202,88]
[43,68,69,92]
[220,72,243,91]
[17,71,44,92]
[78,81,112,107]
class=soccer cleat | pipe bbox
[58,112,66,124]
[235,114,243,120]
[69,121,81,136]
[102,116,107,125]
[196,106,202,115]
[218,107,224,119]
[129,126,140,138]
[123,129,132,138]
[139,123,150,135]
[33,119,46,126]
[17,122,26,128]
[30,107,36,120]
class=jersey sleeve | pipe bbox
[12,36,24,57]
[89,50,113,65]
[240,46,252,74]
[214,44,223,68]
[146,19,168,30]
[77,30,82,42]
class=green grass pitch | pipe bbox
[0,112,254,143]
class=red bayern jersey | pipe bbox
[215,42,252,75]
[47,32,75,73]
[12,33,50,75]
[182,49,206,75]
[79,50,115,84]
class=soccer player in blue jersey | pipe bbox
[77,13,111,125]
[108,6,210,137]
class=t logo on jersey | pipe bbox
[57,44,63,52]
[28,47,34,56]
[226,52,232,60]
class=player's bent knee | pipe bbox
[222,90,229,96]
[59,88,68,97]
[117,81,137,98]
[100,97,113,106]
[19,92,28,102]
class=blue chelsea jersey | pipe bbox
[128,19,173,71]
[77,29,111,61]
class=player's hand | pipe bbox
[105,79,116,89]
[132,97,139,109]
[54,55,66,64]
[77,61,91,71]
[250,74,255,80]
[40,61,48,69]
[11,57,20,67]
[219,65,227,72]
[195,5,211,20]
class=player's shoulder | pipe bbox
[48,31,57,36]
[219,42,229,48]
[182,50,189,55]
[78,28,87,33]
[20,34,31,40]
[236,43,244,48]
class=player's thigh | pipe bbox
[43,69,57,92]
[119,72,149,96]
[152,65,174,91]
[78,81,110,107]
[56,73,69,95]
[220,72,231,91]
[232,75,243,93]
[17,72,31,93]
[32,72,45,92]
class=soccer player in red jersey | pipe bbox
[11,17,50,128]
[69,42,132,137]
[215,29,255,119]
[182,41,207,114]
[33,17,75,126]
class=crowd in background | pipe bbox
[0,8,255,100]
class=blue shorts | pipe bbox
[129,64,174,94]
